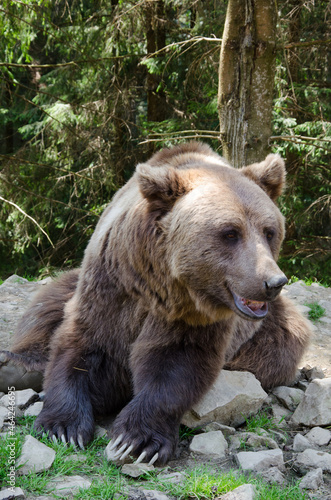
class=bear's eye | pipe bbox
[222,229,239,242]
[265,230,275,242]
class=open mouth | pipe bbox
[232,291,268,319]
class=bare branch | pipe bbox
[0,195,54,248]
[283,39,331,49]
[270,135,331,152]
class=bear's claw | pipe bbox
[108,437,160,465]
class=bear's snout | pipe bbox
[264,273,288,299]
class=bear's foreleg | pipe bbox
[109,315,229,464]
[34,341,95,448]
[224,296,311,390]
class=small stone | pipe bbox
[94,425,108,438]
[0,487,25,500]
[268,430,287,444]
[291,378,331,427]
[189,430,228,458]
[1,389,38,410]
[218,483,256,499]
[294,449,331,473]
[236,448,284,472]
[272,386,304,411]
[16,435,55,474]
[306,427,331,447]
[0,406,7,430]
[299,468,324,490]
[302,366,326,381]
[270,404,292,428]
[204,422,236,436]
[48,475,91,496]
[292,433,311,452]
[229,432,278,451]
[121,463,155,478]
[141,490,172,500]
[258,467,286,485]
[23,401,43,417]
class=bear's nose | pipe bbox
[264,274,288,298]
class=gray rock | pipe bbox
[296,305,311,315]
[268,430,287,445]
[141,490,172,500]
[189,430,228,458]
[294,449,331,473]
[304,366,326,381]
[0,276,46,392]
[297,380,310,391]
[299,468,324,490]
[306,427,331,447]
[291,378,331,427]
[258,467,286,485]
[0,405,7,430]
[16,435,55,474]
[204,422,236,436]
[47,475,91,496]
[0,361,42,395]
[236,448,284,472]
[270,403,292,428]
[272,386,304,411]
[292,433,312,452]
[229,432,278,451]
[0,488,25,500]
[1,389,38,409]
[121,463,155,478]
[94,425,108,438]
[23,401,43,417]
[218,484,256,500]
[182,370,267,428]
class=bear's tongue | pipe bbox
[232,292,268,319]
[242,298,266,312]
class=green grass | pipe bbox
[305,302,326,322]
[243,408,279,434]
[139,465,309,500]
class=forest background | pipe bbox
[0,0,330,283]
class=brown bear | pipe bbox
[1,142,311,464]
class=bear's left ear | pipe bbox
[136,163,188,213]
[240,154,286,202]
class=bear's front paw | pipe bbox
[34,409,94,449]
[109,403,179,465]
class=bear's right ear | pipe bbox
[240,154,286,203]
[136,163,188,213]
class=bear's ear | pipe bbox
[136,163,188,212]
[240,154,286,202]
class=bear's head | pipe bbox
[136,143,287,324]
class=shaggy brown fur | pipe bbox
[0,142,311,464]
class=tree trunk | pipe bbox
[218,0,277,167]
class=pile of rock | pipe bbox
[0,276,330,499]
[1,367,330,500]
